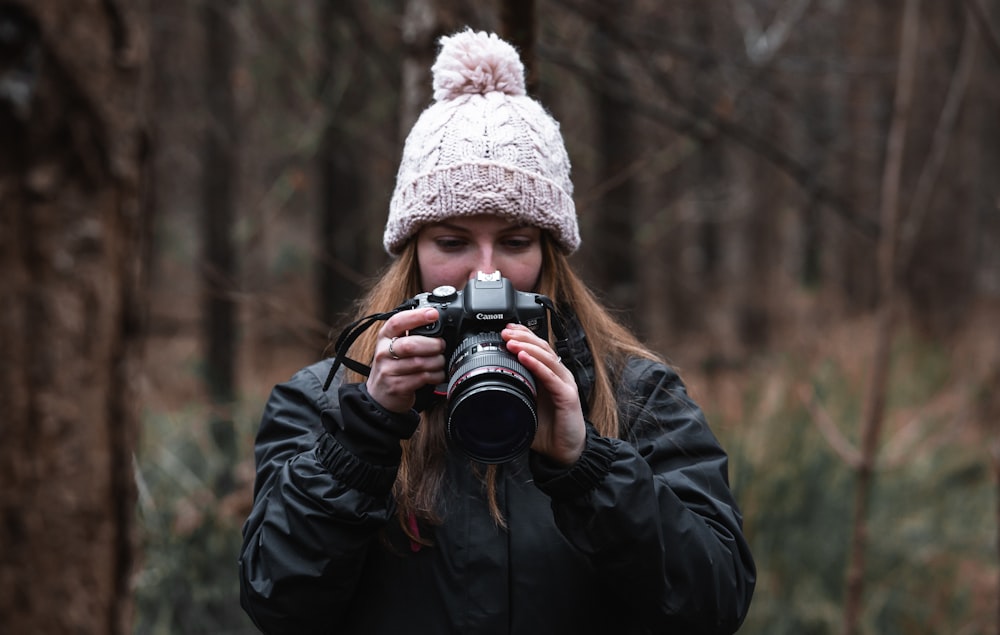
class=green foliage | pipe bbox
[134,403,262,635]
[133,335,995,634]
[718,343,996,635]
[721,368,852,635]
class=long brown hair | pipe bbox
[341,235,660,536]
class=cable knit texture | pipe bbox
[384,29,579,255]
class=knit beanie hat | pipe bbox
[383,29,579,255]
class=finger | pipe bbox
[507,345,572,394]
[377,308,445,362]
[502,328,552,357]
[515,349,569,387]
[502,322,544,341]
[382,307,442,338]
[502,327,556,361]
[381,333,446,362]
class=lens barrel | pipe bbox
[446,332,537,463]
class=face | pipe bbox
[416,215,543,293]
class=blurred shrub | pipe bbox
[134,403,260,635]
[133,335,995,634]
[719,340,996,635]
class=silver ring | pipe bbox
[388,336,400,360]
[556,356,562,364]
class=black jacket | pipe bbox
[239,321,755,634]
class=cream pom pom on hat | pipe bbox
[383,29,579,255]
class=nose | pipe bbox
[473,246,498,277]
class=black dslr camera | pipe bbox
[410,272,549,463]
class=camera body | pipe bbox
[410,271,549,353]
[409,272,550,463]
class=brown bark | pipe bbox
[399,0,488,138]
[899,3,978,335]
[589,3,638,315]
[316,2,368,325]
[838,2,892,310]
[0,0,147,632]
[500,0,536,94]
[201,0,239,409]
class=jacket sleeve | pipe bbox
[238,361,419,634]
[529,358,756,634]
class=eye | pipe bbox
[434,236,467,251]
[501,235,536,250]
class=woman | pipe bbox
[239,29,755,635]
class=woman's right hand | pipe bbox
[365,308,447,413]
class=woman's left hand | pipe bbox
[501,323,586,466]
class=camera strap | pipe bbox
[321,294,589,417]
[535,296,591,417]
[321,299,418,392]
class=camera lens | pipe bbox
[446,332,537,463]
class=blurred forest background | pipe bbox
[2,0,1000,633]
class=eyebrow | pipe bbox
[429,221,471,232]
[429,220,534,232]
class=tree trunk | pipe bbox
[900,2,978,335]
[202,0,238,403]
[590,5,638,315]
[838,1,894,310]
[399,0,488,139]
[500,0,536,94]
[0,0,147,632]
[201,0,239,456]
[800,0,848,290]
[735,94,784,350]
[316,2,366,325]
[659,1,720,340]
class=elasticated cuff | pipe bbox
[324,383,420,467]
[530,426,616,500]
[315,432,399,497]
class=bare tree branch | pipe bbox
[897,10,976,273]
[963,0,1000,66]
[798,384,863,469]
[730,0,814,65]
[545,0,881,241]
[840,1,922,633]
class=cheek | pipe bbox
[417,251,471,292]
[498,254,543,292]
